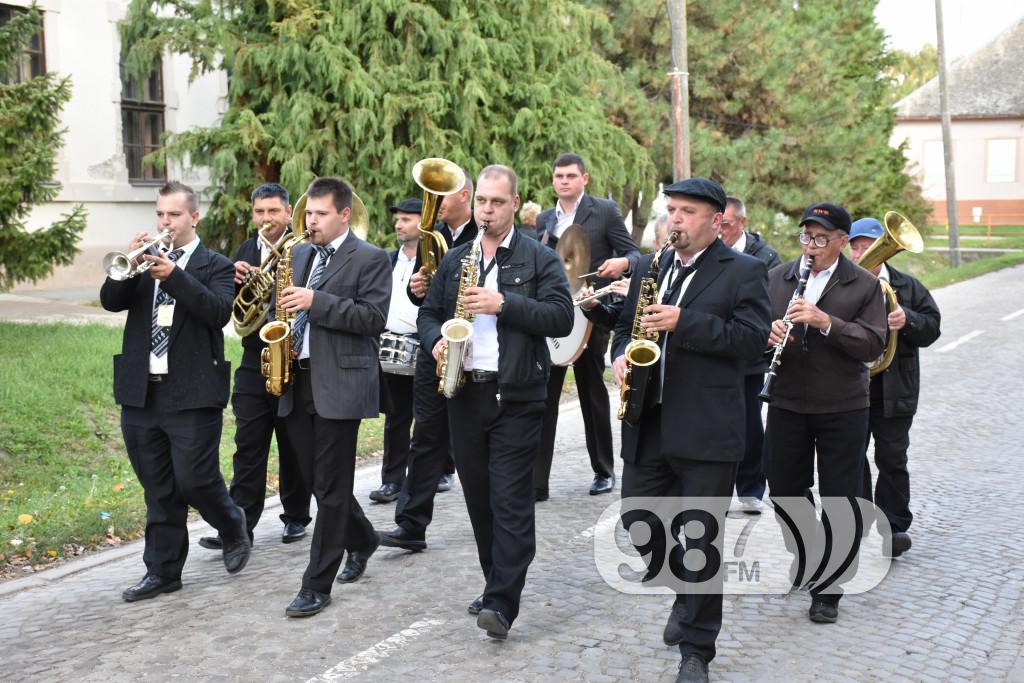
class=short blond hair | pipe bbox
[519,201,541,226]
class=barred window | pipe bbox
[121,61,166,183]
[0,4,46,84]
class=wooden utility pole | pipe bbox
[667,0,690,181]
[935,0,961,267]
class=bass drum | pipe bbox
[547,305,592,367]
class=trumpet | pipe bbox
[573,280,629,307]
[103,230,172,281]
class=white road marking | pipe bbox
[936,329,986,353]
[1000,308,1024,322]
[307,619,445,682]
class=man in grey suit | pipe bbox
[275,177,392,617]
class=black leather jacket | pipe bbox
[418,228,573,402]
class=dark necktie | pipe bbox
[292,245,335,353]
[150,249,184,357]
[660,261,696,306]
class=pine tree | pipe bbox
[594,0,930,238]
[119,0,657,252]
[0,4,87,291]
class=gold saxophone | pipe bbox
[258,195,310,397]
[436,223,488,398]
[618,233,677,425]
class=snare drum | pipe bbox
[379,331,420,375]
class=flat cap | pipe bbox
[389,198,423,214]
[662,178,726,213]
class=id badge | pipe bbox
[157,304,175,327]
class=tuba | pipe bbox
[857,211,923,376]
[102,230,171,281]
[617,233,677,425]
[436,223,488,398]
[413,158,465,286]
[232,224,289,337]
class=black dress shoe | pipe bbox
[467,595,484,615]
[590,475,614,495]
[337,533,381,583]
[808,598,838,623]
[884,531,912,558]
[663,614,685,646]
[285,588,331,617]
[369,482,401,503]
[435,473,453,493]
[676,654,709,683]
[223,536,251,574]
[379,526,427,551]
[122,574,182,602]
[281,521,307,544]
[477,608,510,640]
[198,535,223,550]
[534,488,549,502]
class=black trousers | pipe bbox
[449,381,545,625]
[283,368,377,594]
[121,381,245,580]
[734,373,767,500]
[380,371,415,486]
[535,325,614,493]
[764,406,868,604]
[860,408,915,534]
[620,404,736,664]
[394,351,455,535]
[230,367,311,537]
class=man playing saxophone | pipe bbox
[608,179,771,683]
[417,165,573,640]
[199,183,312,553]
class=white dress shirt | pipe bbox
[466,228,516,372]
[297,230,349,360]
[801,255,839,337]
[386,247,420,334]
[553,194,584,239]
[149,236,201,374]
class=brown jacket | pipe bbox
[766,254,886,413]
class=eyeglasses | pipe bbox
[798,231,844,248]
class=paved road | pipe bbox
[1,265,1023,682]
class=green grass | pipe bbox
[0,323,384,573]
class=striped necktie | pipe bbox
[150,249,184,357]
[292,245,335,354]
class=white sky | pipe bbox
[875,0,1024,60]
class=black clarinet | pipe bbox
[758,255,814,403]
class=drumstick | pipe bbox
[399,318,417,328]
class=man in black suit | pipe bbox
[535,152,641,499]
[609,179,771,683]
[276,177,392,617]
[378,171,474,552]
[101,181,251,602]
[849,217,941,558]
[198,183,311,552]
[719,196,782,514]
[369,197,423,504]
[419,164,574,639]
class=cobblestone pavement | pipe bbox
[1,265,1023,682]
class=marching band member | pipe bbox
[369,198,423,504]
[763,203,886,624]
[101,181,250,601]
[849,217,941,558]
[276,177,391,617]
[611,179,771,683]
[199,183,311,551]
[418,164,573,640]
[535,153,641,500]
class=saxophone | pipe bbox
[617,232,677,426]
[436,223,488,398]
[258,196,310,397]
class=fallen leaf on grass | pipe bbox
[17,514,33,524]
[113,483,124,492]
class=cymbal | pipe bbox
[557,224,591,288]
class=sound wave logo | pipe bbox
[593,497,892,595]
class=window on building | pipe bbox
[0,4,46,84]
[922,140,945,191]
[986,139,1017,183]
[121,61,166,183]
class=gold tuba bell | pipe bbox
[413,158,465,286]
[857,211,924,376]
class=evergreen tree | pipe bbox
[120,0,657,252]
[595,0,930,239]
[0,4,87,291]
